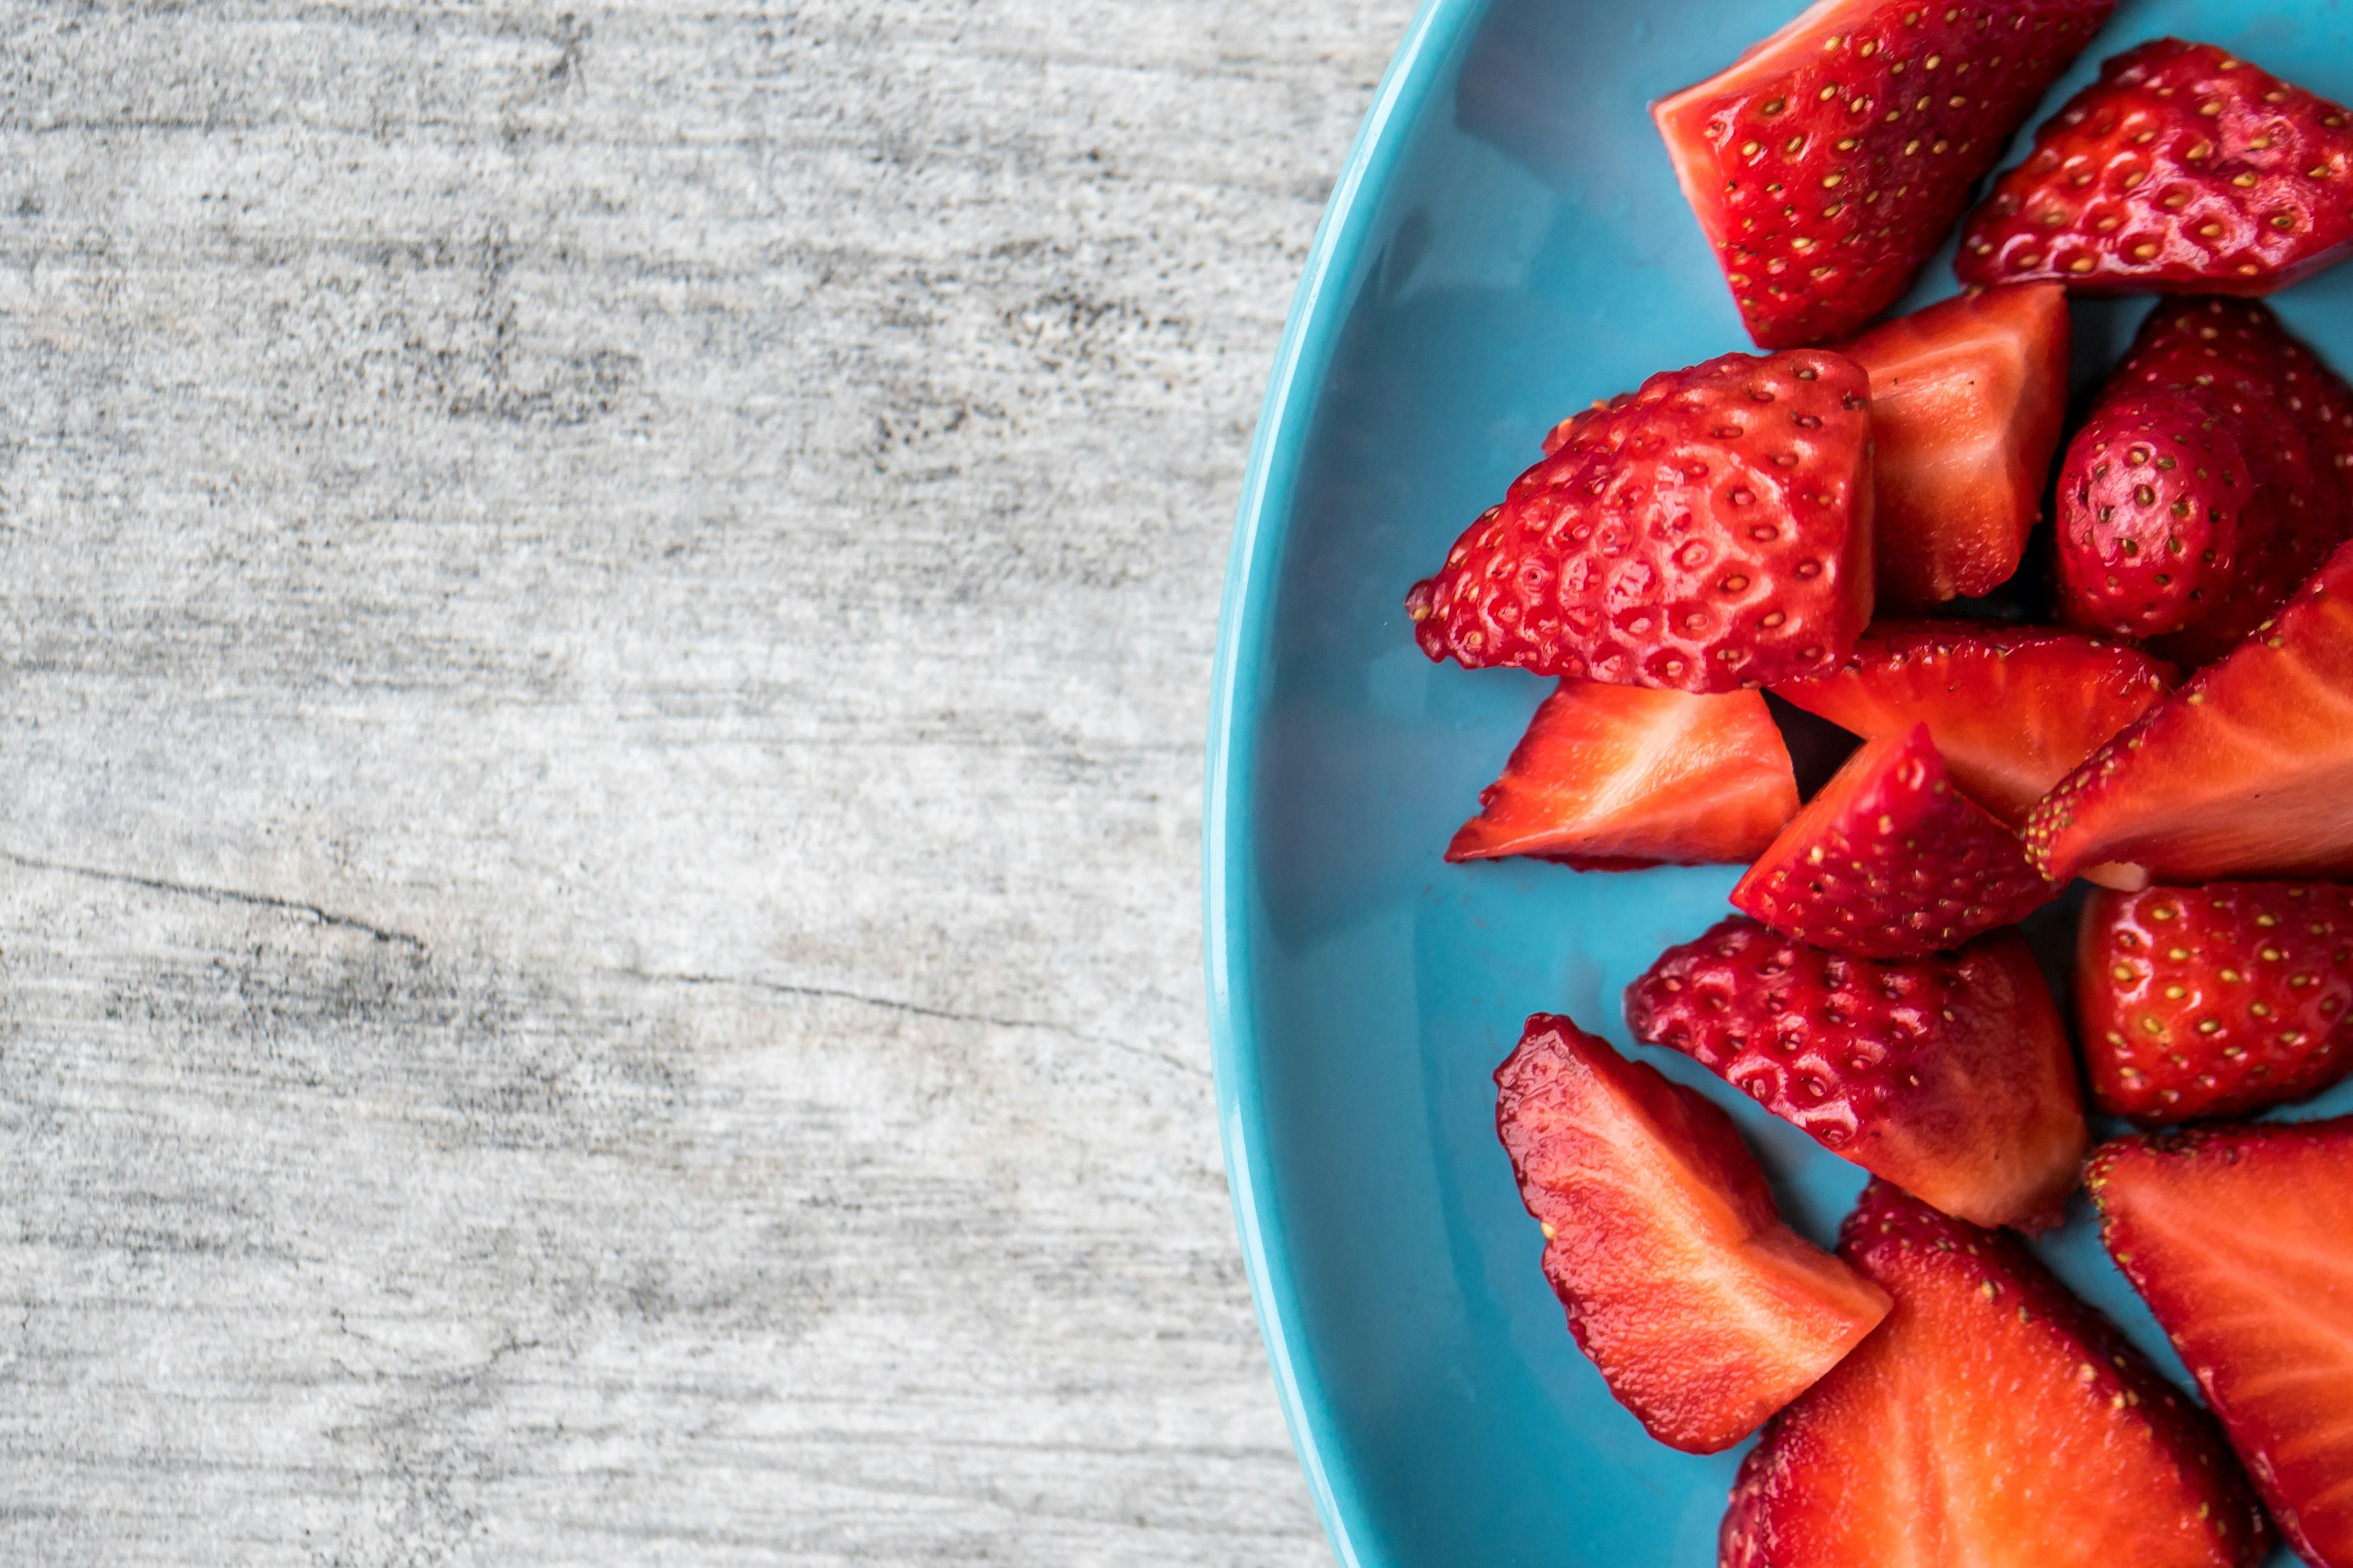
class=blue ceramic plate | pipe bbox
[1204,2,2353,1563]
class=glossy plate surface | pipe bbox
[1204,1,2353,1563]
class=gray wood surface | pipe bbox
[0,2,1408,1560]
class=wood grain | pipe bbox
[0,2,1407,1559]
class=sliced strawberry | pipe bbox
[1626,917,2085,1229]
[2078,883,2353,1123]
[1407,350,1875,690]
[1494,1015,1890,1454]
[1771,619,2176,825]
[1447,682,1797,866]
[2089,1119,2353,1567]
[1958,39,2353,296]
[1842,284,2070,606]
[1732,724,2057,955]
[1654,0,2115,349]
[2025,536,2353,886]
[1722,1180,2273,1568]
[2055,389,2250,637]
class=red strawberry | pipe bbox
[2077,883,2353,1123]
[2025,536,2353,886]
[1732,724,2057,955]
[1447,682,1797,866]
[1653,0,2115,349]
[1843,284,2071,606]
[1407,350,1875,691]
[1626,917,2086,1229]
[2055,389,2251,637]
[2089,1119,2353,1568]
[1958,39,2353,296]
[1494,1015,1891,1453]
[1771,619,2176,825]
[1722,1181,2274,1568]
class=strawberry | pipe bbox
[1653,0,2115,349]
[2025,536,2353,886]
[1842,284,2071,606]
[2077,883,2353,1123]
[1626,917,2086,1229]
[1447,682,1797,866]
[1407,350,1876,691]
[1957,39,2353,296]
[2089,1119,2353,1568]
[1722,1181,2274,1568]
[2054,389,2251,637]
[1732,724,2057,955]
[1494,1015,1891,1454]
[1771,619,2176,825]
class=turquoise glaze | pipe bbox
[1204,1,2353,1562]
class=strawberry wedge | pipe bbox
[1448,683,1797,867]
[2090,1120,2353,1568]
[1495,1015,1889,1454]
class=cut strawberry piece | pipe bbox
[2078,883,2353,1123]
[1494,1015,1890,1454]
[1843,284,2070,606]
[1447,682,1797,867]
[1958,39,2353,296]
[1407,350,1875,691]
[1732,724,2057,955]
[1771,619,2176,825]
[2025,536,2353,886]
[1626,917,2085,1229]
[1722,1181,2274,1568]
[1654,0,2115,349]
[2089,1119,2353,1568]
[2055,389,2251,637]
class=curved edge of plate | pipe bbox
[1202,3,1488,1564]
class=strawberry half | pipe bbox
[1654,0,2116,349]
[1447,682,1797,867]
[1843,284,2070,606]
[2090,1119,2353,1568]
[2077,883,2353,1123]
[1494,1015,1891,1454]
[1771,619,2176,825]
[1722,1180,2274,1568]
[2025,536,2353,886]
[1626,917,2086,1229]
[1958,39,2353,296]
[1407,350,1876,691]
[2055,389,2251,637]
[1732,724,2057,955]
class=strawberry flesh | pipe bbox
[2089,1119,2353,1568]
[1733,724,2057,956]
[1771,619,2176,825]
[1843,284,2070,606]
[1494,1015,1890,1454]
[1407,350,1875,691]
[2055,389,2250,637]
[1654,0,2115,349]
[1447,682,1797,866]
[2077,883,2353,1123]
[1722,1180,2274,1568]
[1626,917,2086,1229]
[1958,38,2353,296]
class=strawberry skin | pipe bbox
[2055,389,2249,637]
[1494,1015,1891,1454]
[2077,883,2353,1123]
[1843,284,2070,606]
[1407,350,1875,692]
[2026,536,2353,886]
[1771,619,2176,825]
[1958,39,2353,296]
[1626,917,2086,1229]
[1654,0,2115,349]
[1722,1181,2273,1568]
[2090,1120,2353,1568]
[1732,724,2057,956]
[1447,682,1797,867]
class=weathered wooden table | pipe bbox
[0,2,1405,1559]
